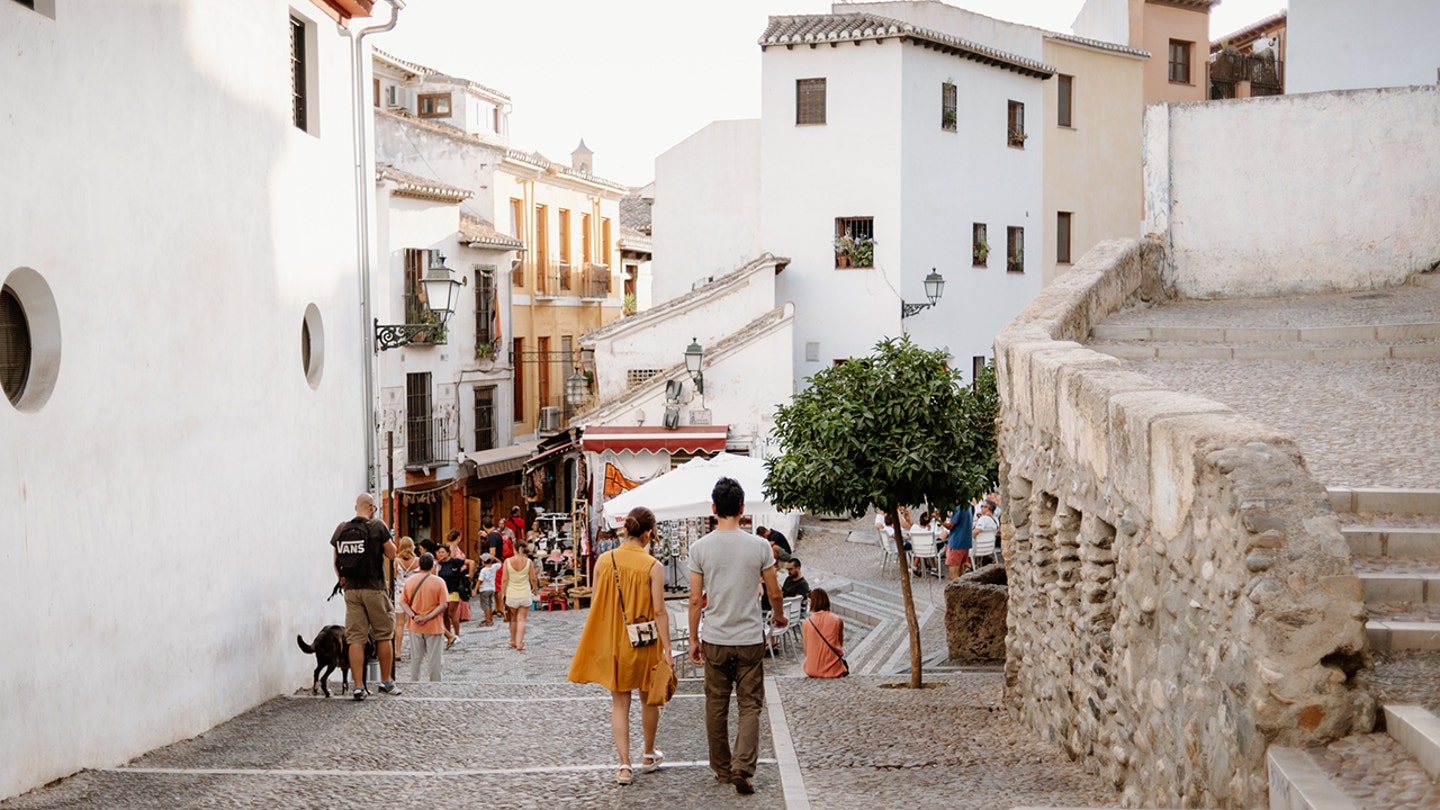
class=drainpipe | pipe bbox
[347,0,405,495]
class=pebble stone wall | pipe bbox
[994,238,1375,809]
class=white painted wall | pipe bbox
[1071,0,1131,45]
[1288,0,1440,94]
[896,42,1046,379]
[846,1,1046,61]
[587,266,779,402]
[1144,85,1440,298]
[0,1,375,799]
[651,119,764,303]
[374,191,514,483]
[584,304,796,455]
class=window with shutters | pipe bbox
[473,387,496,452]
[1007,100,1026,147]
[418,93,451,118]
[406,372,433,464]
[1169,40,1192,84]
[1007,226,1025,273]
[0,286,31,406]
[474,268,496,348]
[1057,212,1073,265]
[403,248,430,323]
[941,81,957,131]
[512,338,524,421]
[290,16,308,131]
[1057,74,1073,127]
[796,78,826,125]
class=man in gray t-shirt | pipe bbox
[688,476,786,796]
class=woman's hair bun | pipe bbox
[624,506,657,539]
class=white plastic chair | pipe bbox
[776,596,805,657]
[908,528,942,578]
[971,521,1000,569]
[877,527,899,572]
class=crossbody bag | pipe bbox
[612,553,658,648]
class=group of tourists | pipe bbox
[875,493,1002,579]
[327,482,844,797]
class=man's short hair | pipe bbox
[483,517,495,529]
[711,476,744,518]
[787,557,802,570]
[420,539,439,554]
[418,552,435,570]
[755,526,770,538]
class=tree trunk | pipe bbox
[889,504,923,688]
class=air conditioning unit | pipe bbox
[539,406,562,432]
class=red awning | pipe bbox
[581,425,728,455]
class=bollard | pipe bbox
[366,659,380,686]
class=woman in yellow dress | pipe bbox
[568,506,672,786]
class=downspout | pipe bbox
[347,0,406,493]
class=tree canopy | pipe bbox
[765,336,997,518]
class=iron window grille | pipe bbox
[796,78,826,125]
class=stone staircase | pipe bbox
[1268,704,1440,808]
[1333,488,1440,654]
[1089,321,1440,363]
[812,577,944,676]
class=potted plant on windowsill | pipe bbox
[1007,248,1024,274]
[973,238,989,266]
[835,233,876,268]
[1008,129,1028,147]
[475,339,498,369]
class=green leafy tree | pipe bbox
[765,337,998,687]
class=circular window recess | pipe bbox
[301,303,324,388]
[2,267,61,412]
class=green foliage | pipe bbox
[764,337,998,520]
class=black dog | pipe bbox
[297,625,375,697]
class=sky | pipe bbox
[375,0,1287,187]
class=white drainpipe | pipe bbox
[347,0,405,491]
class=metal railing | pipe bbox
[400,294,444,345]
[535,259,572,297]
[580,263,611,298]
[406,415,456,468]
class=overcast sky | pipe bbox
[375,0,1286,186]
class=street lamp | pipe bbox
[901,268,946,318]
[564,368,588,421]
[684,337,704,396]
[374,253,462,351]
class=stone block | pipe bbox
[1090,324,1152,340]
[1375,322,1440,341]
[1298,324,1375,342]
[1391,342,1440,359]
[1382,705,1440,780]
[1232,346,1309,361]
[1349,488,1440,516]
[1108,390,1228,516]
[1153,345,1234,360]
[1029,344,1102,438]
[1094,344,1157,361]
[1360,574,1423,603]
[1310,345,1390,361]
[1225,327,1298,342]
[945,564,1008,662]
[1150,325,1224,342]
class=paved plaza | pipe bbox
[2,520,1117,810]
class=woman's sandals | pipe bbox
[615,766,634,785]
[642,749,664,773]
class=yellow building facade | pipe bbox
[500,150,626,436]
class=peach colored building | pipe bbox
[1209,10,1286,98]
[1073,0,1217,104]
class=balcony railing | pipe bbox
[580,263,611,298]
[535,259,572,297]
[406,415,456,468]
[400,294,445,345]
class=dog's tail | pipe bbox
[297,634,316,655]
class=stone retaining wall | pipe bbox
[995,238,1374,808]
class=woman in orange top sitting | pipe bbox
[802,588,847,678]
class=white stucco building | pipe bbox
[0,0,398,800]
[654,2,1146,388]
[1286,0,1440,94]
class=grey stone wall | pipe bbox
[994,239,1374,809]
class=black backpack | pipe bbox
[334,519,370,580]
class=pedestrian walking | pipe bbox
[392,537,419,661]
[944,500,974,579]
[330,493,400,700]
[688,477,787,796]
[568,507,673,786]
[435,544,465,648]
[503,543,538,650]
[476,553,499,626]
[399,552,448,682]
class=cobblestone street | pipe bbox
[1,523,1119,810]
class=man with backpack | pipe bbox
[331,493,400,701]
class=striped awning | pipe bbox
[581,425,728,455]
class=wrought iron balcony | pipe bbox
[580,263,611,298]
[405,415,456,469]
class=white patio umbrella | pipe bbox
[602,452,778,525]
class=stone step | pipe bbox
[877,605,937,674]
[846,614,911,675]
[1344,526,1440,560]
[1360,571,1440,604]
[1266,747,1357,809]
[1093,339,1440,362]
[1367,619,1440,653]
[1091,320,1440,344]
[1329,488,1440,517]
[1383,705,1440,780]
